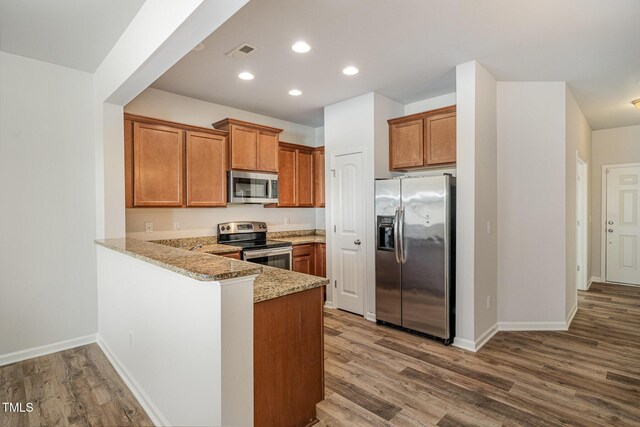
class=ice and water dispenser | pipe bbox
[377,215,396,251]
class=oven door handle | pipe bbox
[242,247,292,259]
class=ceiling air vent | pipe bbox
[226,43,257,60]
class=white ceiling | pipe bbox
[0,0,145,72]
[151,0,640,130]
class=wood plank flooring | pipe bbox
[1,283,638,426]
[317,282,640,426]
[0,344,152,427]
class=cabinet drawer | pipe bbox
[293,244,312,257]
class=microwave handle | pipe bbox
[267,179,273,199]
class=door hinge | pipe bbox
[331,169,336,177]
[334,225,336,233]
[334,280,337,288]
[577,265,581,271]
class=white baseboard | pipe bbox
[498,321,568,331]
[452,337,475,351]
[97,335,169,427]
[452,323,498,352]
[323,301,336,309]
[0,334,97,367]
[364,312,377,322]
[566,303,578,328]
[475,323,499,351]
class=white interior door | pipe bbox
[606,166,640,285]
[331,151,365,315]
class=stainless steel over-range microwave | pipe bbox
[227,171,279,204]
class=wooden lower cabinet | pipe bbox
[254,287,324,427]
[292,243,326,277]
[220,251,241,259]
[292,244,315,274]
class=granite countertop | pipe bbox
[96,237,327,302]
[273,235,326,245]
[254,266,329,303]
[193,243,242,254]
[95,238,261,281]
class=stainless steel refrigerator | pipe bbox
[375,175,455,344]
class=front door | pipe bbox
[606,165,640,285]
[332,151,366,315]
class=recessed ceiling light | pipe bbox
[238,72,254,81]
[291,41,311,53]
[289,89,302,96]
[192,42,205,52]
[342,66,359,76]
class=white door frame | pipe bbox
[328,146,367,314]
[600,162,640,285]
[576,154,588,291]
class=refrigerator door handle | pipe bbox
[394,207,401,264]
[399,206,407,264]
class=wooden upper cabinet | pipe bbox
[186,131,227,207]
[388,106,456,171]
[278,145,297,207]
[212,118,283,173]
[426,111,456,165]
[124,119,134,208]
[230,126,258,171]
[125,114,228,208]
[389,118,424,169]
[133,122,184,207]
[257,131,279,172]
[313,148,325,207]
[297,149,314,207]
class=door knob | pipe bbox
[354,239,361,245]
[608,220,614,225]
[608,229,614,233]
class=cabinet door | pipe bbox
[186,131,227,207]
[313,148,325,207]
[221,251,241,260]
[278,146,297,207]
[296,149,314,207]
[293,255,312,274]
[315,243,326,277]
[426,112,456,165]
[133,122,184,207]
[124,119,134,208]
[257,131,279,172]
[230,125,258,170]
[390,119,424,170]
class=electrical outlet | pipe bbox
[145,222,153,233]
[486,221,492,235]
[173,221,180,231]
[284,217,290,225]
[129,331,134,348]
[486,295,491,309]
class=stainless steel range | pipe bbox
[217,221,292,270]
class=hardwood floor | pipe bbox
[317,283,640,426]
[1,283,637,427]
[0,344,152,427]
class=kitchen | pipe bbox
[3,1,640,427]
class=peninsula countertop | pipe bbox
[95,238,328,302]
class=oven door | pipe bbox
[243,247,292,270]
[228,171,279,204]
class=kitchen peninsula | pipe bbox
[95,237,328,427]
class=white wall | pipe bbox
[454,61,497,350]
[497,82,567,325]
[404,92,456,116]
[126,88,317,145]
[591,124,640,279]
[565,87,591,315]
[472,65,498,339]
[374,93,404,179]
[0,52,97,357]
[97,246,254,426]
[123,88,324,237]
